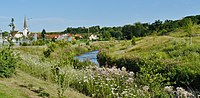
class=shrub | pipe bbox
[97,49,112,66]
[97,50,142,73]
[74,46,88,56]
[43,42,58,58]
[20,42,29,46]
[86,40,90,46]
[73,59,96,69]
[131,36,136,45]
[0,48,18,77]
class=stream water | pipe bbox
[75,50,99,65]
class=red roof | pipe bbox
[36,33,60,39]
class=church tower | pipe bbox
[23,17,29,37]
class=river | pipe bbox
[75,50,99,65]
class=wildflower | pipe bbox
[176,87,194,97]
[84,76,88,79]
[128,71,134,77]
[142,86,149,92]
[106,77,111,81]
[126,77,134,83]
[122,67,126,72]
[164,86,173,93]
[83,77,88,83]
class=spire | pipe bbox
[24,17,27,29]
[23,17,29,37]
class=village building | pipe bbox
[23,17,29,37]
[75,34,83,39]
[11,17,29,39]
[89,34,99,40]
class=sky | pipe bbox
[0,0,200,32]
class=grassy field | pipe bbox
[0,69,89,98]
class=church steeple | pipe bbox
[24,17,27,29]
[23,17,28,37]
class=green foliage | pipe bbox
[102,31,111,41]
[0,48,18,78]
[32,39,46,46]
[43,42,57,58]
[51,65,67,98]
[131,36,136,45]
[97,49,111,66]
[72,40,76,45]
[2,31,9,37]
[74,46,88,56]
[73,59,95,69]
[97,49,142,73]
[9,18,15,31]
[41,29,46,40]
[86,40,90,46]
[62,15,200,41]
[183,18,195,45]
[20,42,29,46]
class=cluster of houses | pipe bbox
[36,33,99,41]
[0,17,100,45]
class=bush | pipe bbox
[97,49,142,73]
[74,46,88,56]
[0,48,18,77]
[86,40,90,46]
[97,49,112,66]
[32,39,46,46]
[20,42,30,46]
[131,36,136,45]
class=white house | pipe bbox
[89,34,99,40]
[14,32,23,38]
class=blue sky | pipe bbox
[0,0,200,32]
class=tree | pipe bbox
[102,31,111,41]
[89,26,100,34]
[149,20,163,33]
[122,25,134,40]
[183,18,195,45]
[9,18,15,32]
[131,36,136,45]
[41,29,46,40]
[2,31,9,38]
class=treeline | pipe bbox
[63,15,200,40]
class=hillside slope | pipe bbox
[0,70,89,98]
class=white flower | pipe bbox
[84,76,88,79]
[122,67,126,72]
[128,71,134,77]
[106,78,111,81]
[142,86,149,92]
[164,86,173,93]
[83,79,88,83]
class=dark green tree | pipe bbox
[122,25,134,40]
[2,31,9,38]
[41,29,46,40]
[89,26,100,34]
[9,18,15,32]
[102,31,111,41]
